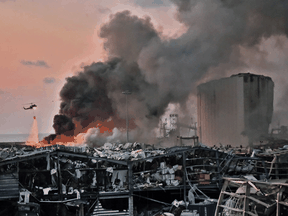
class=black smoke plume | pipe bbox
[53,114,75,136]
[43,115,75,144]
[52,1,288,142]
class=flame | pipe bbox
[38,115,137,147]
[38,119,115,147]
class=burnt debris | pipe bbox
[1,142,288,215]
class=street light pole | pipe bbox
[122,90,131,143]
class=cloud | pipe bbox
[43,77,56,84]
[21,60,50,68]
[134,0,171,8]
[0,0,15,2]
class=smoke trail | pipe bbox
[53,1,288,143]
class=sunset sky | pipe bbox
[1,0,288,135]
[0,0,184,134]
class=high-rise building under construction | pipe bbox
[197,73,274,147]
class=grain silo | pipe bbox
[197,73,274,147]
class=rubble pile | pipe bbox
[1,142,288,215]
[253,146,288,180]
[215,177,288,216]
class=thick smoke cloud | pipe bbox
[138,0,288,127]
[56,12,174,141]
[139,0,288,92]
[55,1,288,143]
[53,114,75,136]
[99,11,158,63]
[60,62,114,126]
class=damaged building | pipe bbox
[0,72,284,216]
[1,141,283,216]
[215,177,288,216]
[197,73,274,147]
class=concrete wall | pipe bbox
[241,74,274,144]
[197,73,274,147]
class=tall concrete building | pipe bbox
[197,73,274,147]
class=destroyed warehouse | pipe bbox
[1,73,288,216]
[2,141,286,216]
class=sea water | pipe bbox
[0,134,50,142]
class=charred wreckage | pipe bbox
[1,142,288,216]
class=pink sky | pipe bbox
[1,0,288,136]
[0,0,184,134]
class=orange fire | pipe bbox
[77,115,136,135]
[36,115,137,147]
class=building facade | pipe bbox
[197,73,274,147]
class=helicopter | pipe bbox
[23,103,37,110]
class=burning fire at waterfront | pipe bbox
[19,0,288,149]
[3,1,288,215]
